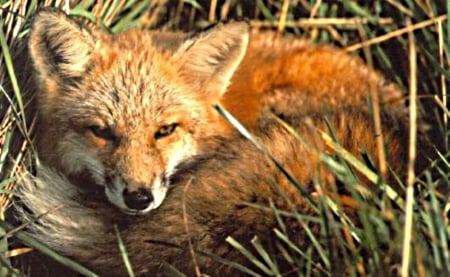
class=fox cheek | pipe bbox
[56,134,106,183]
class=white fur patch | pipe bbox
[58,134,105,185]
[105,176,168,215]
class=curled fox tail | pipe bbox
[15,165,120,267]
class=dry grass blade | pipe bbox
[181,178,202,277]
[401,17,418,277]
[433,95,450,118]
[6,247,32,258]
[437,19,448,152]
[209,0,217,22]
[355,19,387,180]
[277,0,290,33]
[346,15,447,52]
[251,17,394,29]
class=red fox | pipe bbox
[14,7,427,276]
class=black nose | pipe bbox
[123,187,154,210]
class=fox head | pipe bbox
[29,8,250,215]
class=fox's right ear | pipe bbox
[29,8,96,90]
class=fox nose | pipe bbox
[123,187,154,210]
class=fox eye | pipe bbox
[88,125,117,142]
[154,123,178,140]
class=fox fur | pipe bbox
[11,7,432,276]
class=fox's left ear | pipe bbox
[175,21,250,99]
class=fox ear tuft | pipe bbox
[175,21,250,100]
[29,8,96,88]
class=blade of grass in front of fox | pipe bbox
[269,198,288,234]
[272,240,296,271]
[243,201,322,223]
[317,134,404,262]
[195,248,262,277]
[431,163,450,196]
[214,104,319,213]
[323,116,359,182]
[145,238,262,276]
[271,115,362,241]
[319,196,359,274]
[269,198,334,274]
[273,228,330,276]
[251,236,281,275]
[216,104,361,266]
[314,150,369,244]
[161,262,187,277]
[272,114,385,201]
[114,225,136,277]
[268,176,340,268]
[225,236,273,276]
[433,148,450,171]
[320,130,405,209]
[277,115,408,271]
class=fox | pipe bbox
[12,7,433,276]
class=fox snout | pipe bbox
[123,187,154,210]
[105,173,168,215]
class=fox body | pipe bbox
[15,8,419,275]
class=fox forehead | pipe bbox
[62,31,201,127]
[31,12,249,136]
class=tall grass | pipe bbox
[0,1,448,276]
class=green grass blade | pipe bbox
[110,0,152,33]
[273,229,330,276]
[251,236,281,276]
[215,104,318,213]
[69,9,97,23]
[226,236,272,275]
[114,225,135,277]
[194,248,262,277]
